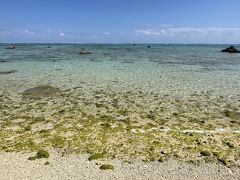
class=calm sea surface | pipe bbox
[0,44,240,96]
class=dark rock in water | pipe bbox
[148,45,151,48]
[122,61,135,64]
[0,60,7,63]
[133,43,136,46]
[5,45,15,49]
[0,70,17,75]
[221,46,240,53]
[23,85,61,99]
[79,51,92,55]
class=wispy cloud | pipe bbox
[24,30,35,35]
[104,32,111,36]
[135,26,240,43]
[135,27,240,37]
[136,29,167,36]
[0,30,11,36]
[0,29,36,36]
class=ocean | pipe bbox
[1,44,240,96]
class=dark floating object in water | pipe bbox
[221,46,240,53]
[0,70,17,75]
[79,51,92,55]
[5,45,15,49]
[47,45,51,48]
[133,43,136,46]
[23,85,61,99]
[148,45,151,48]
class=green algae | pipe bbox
[0,89,240,166]
[52,135,65,148]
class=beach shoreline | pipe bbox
[0,151,239,180]
[1,44,240,179]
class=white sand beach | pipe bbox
[0,151,239,180]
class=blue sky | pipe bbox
[0,0,240,43]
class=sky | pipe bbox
[0,0,240,43]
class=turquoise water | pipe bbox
[1,44,240,96]
[1,44,240,164]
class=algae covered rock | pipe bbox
[226,142,235,148]
[28,150,49,160]
[158,156,165,162]
[88,153,104,161]
[23,85,61,99]
[37,150,49,158]
[224,110,237,118]
[200,150,211,156]
[24,125,31,131]
[44,161,50,165]
[99,164,114,170]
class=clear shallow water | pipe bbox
[1,44,240,164]
[0,44,240,96]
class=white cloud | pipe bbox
[59,32,65,37]
[157,24,172,27]
[24,30,35,35]
[135,29,166,36]
[104,32,111,36]
[0,29,36,36]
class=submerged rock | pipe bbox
[0,70,17,75]
[23,85,61,99]
[224,110,238,118]
[79,51,92,55]
[221,46,240,53]
[0,59,7,63]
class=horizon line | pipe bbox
[0,42,239,45]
